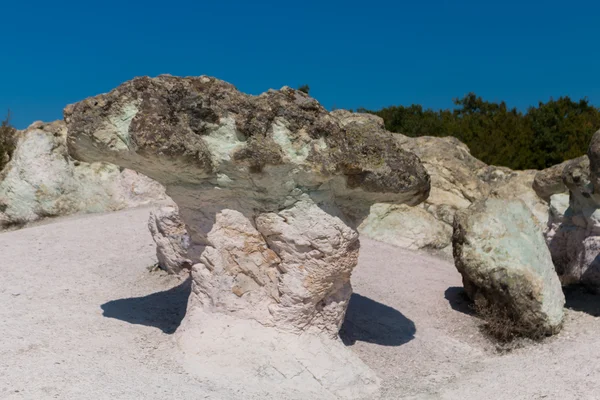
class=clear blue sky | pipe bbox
[2,0,600,129]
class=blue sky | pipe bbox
[2,0,599,128]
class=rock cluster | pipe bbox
[536,132,600,287]
[0,121,166,229]
[337,110,548,254]
[65,75,431,338]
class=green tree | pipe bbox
[526,97,600,169]
[364,94,600,170]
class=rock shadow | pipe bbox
[564,284,600,317]
[339,293,416,346]
[444,286,475,316]
[101,277,191,334]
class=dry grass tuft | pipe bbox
[472,297,547,352]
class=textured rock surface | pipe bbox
[176,309,380,399]
[543,133,600,287]
[65,75,430,341]
[532,156,587,200]
[359,203,452,251]
[335,111,548,253]
[148,204,191,274]
[0,121,166,229]
[453,198,565,336]
[490,170,549,229]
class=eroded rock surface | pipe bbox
[541,133,600,287]
[65,75,430,339]
[0,121,166,229]
[148,204,191,274]
[453,198,565,336]
[532,156,587,201]
[333,110,548,254]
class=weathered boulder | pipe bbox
[532,156,587,200]
[148,204,191,274]
[65,75,430,334]
[358,203,452,251]
[489,169,550,229]
[0,121,166,229]
[543,134,600,287]
[453,198,565,336]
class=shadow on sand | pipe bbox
[444,286,475,316]
[101,278,191,334]
[339,293,416,346]
[564,285,600,317]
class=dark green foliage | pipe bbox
[364,94,600,170]
[298,84,310,95]
[0,111,16,171]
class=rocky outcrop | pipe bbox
[0,121,167,229]
[453,198,565,337]
[65,75,430,334]
[532,156,587,201]
[334,110,548,253]
[540,133,600,287]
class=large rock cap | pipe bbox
[65,75,430,211]
[453,198,565,337]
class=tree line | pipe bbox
[359,93,600,170]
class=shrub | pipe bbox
[0,111,16,171]
[298,84,310,95]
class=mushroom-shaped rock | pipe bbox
[65,75,430,338]
[533,156,588,200]
[453,198,565,337]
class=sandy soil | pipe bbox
[2,207,600,399]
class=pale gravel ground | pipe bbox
[2,207,600,399]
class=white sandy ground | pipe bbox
[2,207,600,399]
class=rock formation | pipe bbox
[148,204,191,274]
[333,110,548,254]
[453,197,565,337]
[65,75,430,336]
[0,121,167,229]
[64,75,432,397]
[537,133,600,287]
[532,156,587,201]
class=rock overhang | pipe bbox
[65,75,430,210]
